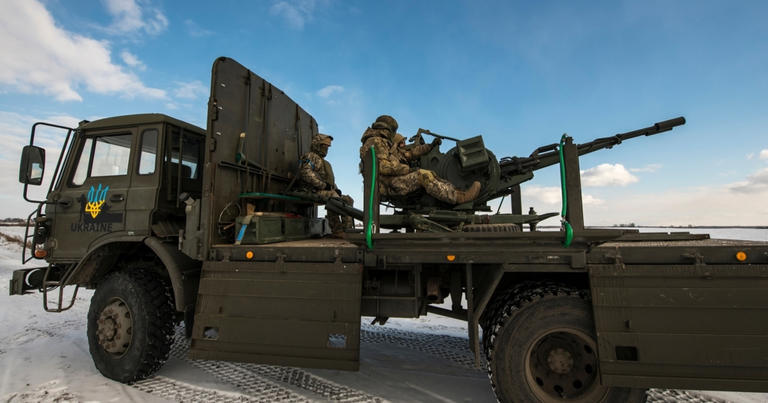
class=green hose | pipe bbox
[558,135,574,248]
[366,146,376,249]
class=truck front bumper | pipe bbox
[9,267,46,296]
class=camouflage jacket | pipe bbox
[299,151,336,191]
[359,128,410,181]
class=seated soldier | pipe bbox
[359,115,481,205]
[299,133,354,237]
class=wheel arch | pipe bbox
[143,236,200,313]
[478,270,591,326]
[66,236,200,312]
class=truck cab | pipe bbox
[17,115,205,312]
[43,115,203,260]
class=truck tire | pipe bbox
[87,268,175,383]
[486,284,647,403]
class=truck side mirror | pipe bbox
[19,145,45,186]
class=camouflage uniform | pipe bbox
[299,134,354,234]
[359,117,478,205]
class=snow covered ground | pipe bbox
[1,226,767,402]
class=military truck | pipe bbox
[11,57,768,402]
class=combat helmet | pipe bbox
[311,133,333,156]
[372,115,398,137]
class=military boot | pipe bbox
[454,181,481,204]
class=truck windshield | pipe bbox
[72,133,132,186]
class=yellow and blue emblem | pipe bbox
[85,184,109,219]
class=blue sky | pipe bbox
[1,0,767,225]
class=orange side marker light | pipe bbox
[735,251,747,262]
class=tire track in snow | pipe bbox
[164,326,384,402]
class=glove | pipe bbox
[431,137,442,147]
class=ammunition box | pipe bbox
[236,214,318,244]
[236,215,284,244]
[457,135,488,171]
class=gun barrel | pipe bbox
[655,116,686,132]
[326,197,364,221]
[578,116,686,154]
[499,116,686,177]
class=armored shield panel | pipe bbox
[200,57,319,250]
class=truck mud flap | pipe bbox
[190,260,363,371]
[589,263,768,392]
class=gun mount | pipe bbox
[385,117,686,216]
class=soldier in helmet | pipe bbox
[299,133,354,237]
[359,115,481,205]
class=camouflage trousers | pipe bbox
[316,190,354,234]
[385,169,459,204]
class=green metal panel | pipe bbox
[590,261,768,392]
[202,57,319,250]
[190,259,363,371]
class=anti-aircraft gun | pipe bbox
[342,117,685,232]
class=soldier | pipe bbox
[359,115,481,205]
[299,133,354,237]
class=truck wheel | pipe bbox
[87,268,174,383]
[486,285,647,403]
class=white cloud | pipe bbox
[581,163,638,187]
[120,50,146,71]
[583,184,768,226]
[174,81,208,100]
[0,111,82,216]
[629,163,662,173]
[317,85,344,98]
[0,1,166,102]
[760,149,768,160]
[103,0,168,35]
[521,185,602,207]
[523,185,561,205]
[184,19,214,37]
[582,194,604,206]
[270,0,319,30]
[729,167,768,193]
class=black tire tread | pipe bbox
[88,268,175,383]
[484,282,585,363]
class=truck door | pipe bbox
[125,126,162,235]
[47,128,136,261]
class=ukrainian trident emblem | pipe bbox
[85,184,109,219]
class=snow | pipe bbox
[1,226,767,402]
